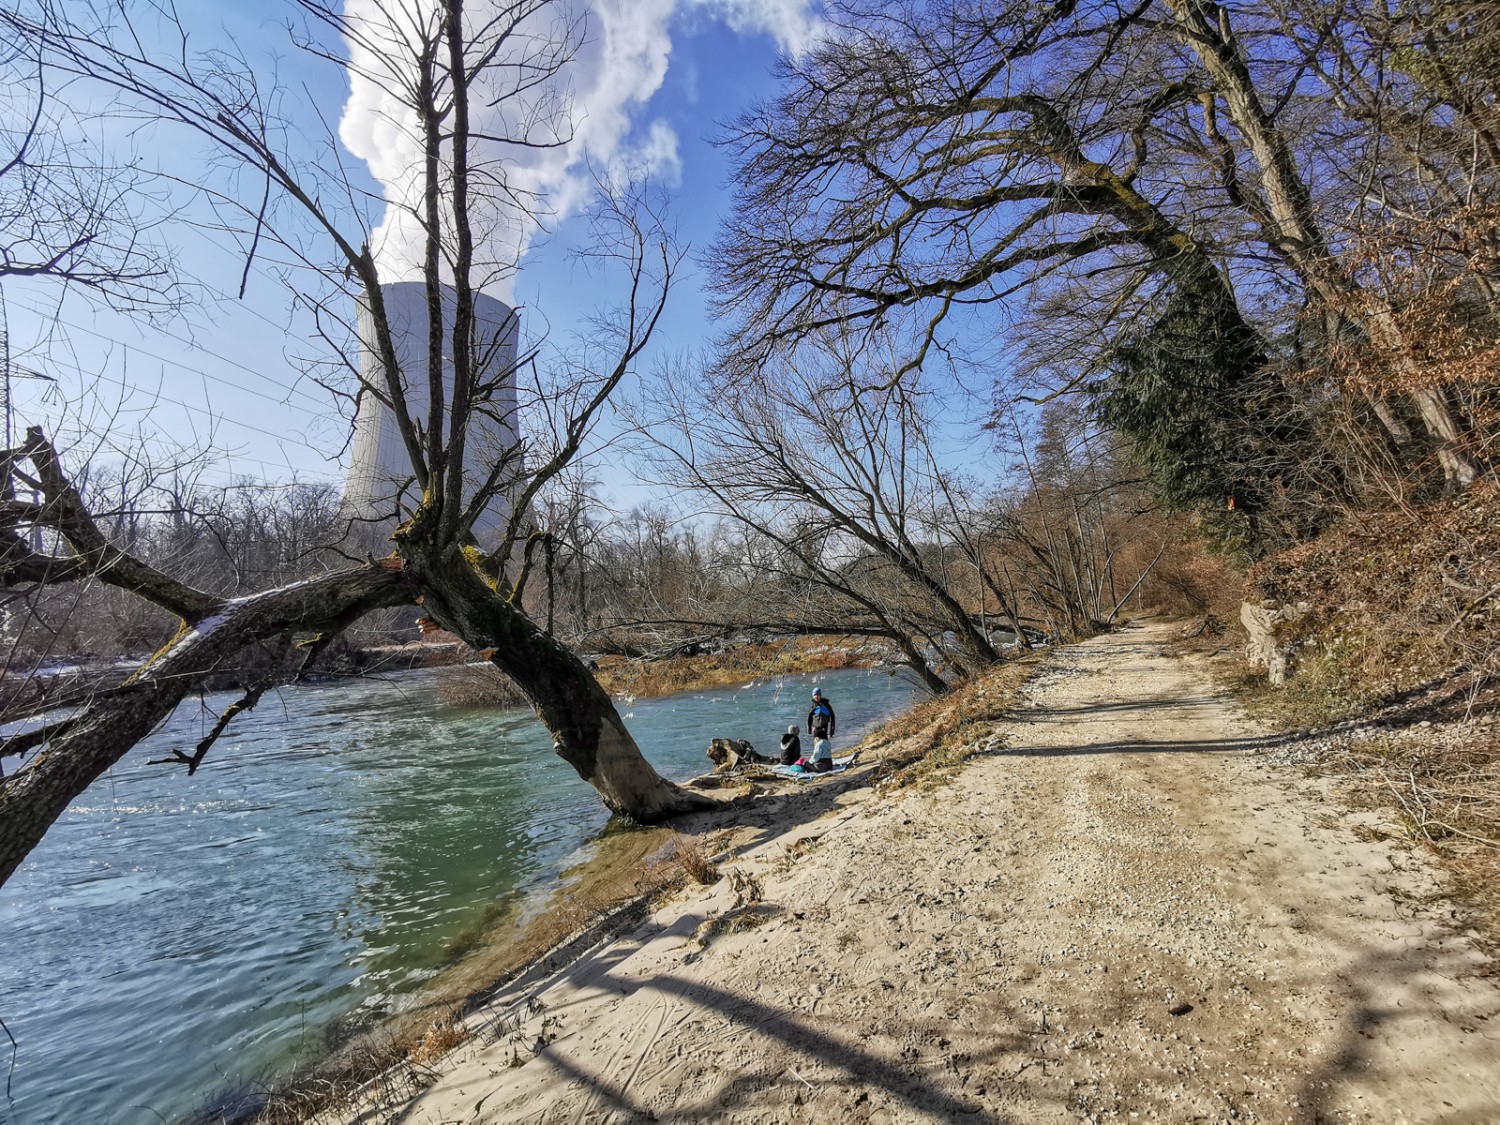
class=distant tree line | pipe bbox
[5,472,347,660]
[6,396,1226,700]
[519,390,1225,693]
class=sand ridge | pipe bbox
[375,621,1500,1123]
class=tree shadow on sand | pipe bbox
[482,970,1019,1123]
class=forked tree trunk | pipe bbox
[401,544,714,820]
[0,545,712,890]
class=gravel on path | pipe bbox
[376,621,1500,1124]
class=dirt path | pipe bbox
[382,622,1500,1124]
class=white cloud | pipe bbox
[692,0,824,56]
[618,118,684,187]
[337,0,822,300]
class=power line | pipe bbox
[24,351,343,458]
[188,226,365,339]
[8,297,335,414]
[15,400,345,486]
[160,467,342,487]
[35,421,343,487]
[14,290,335,409]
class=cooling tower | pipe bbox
[342,282,521,547]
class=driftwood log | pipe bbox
[707,738,774,771]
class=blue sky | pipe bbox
[5,0,816,502]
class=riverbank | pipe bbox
[433,634,900,710]
[594,635,898,700]
[324,620,1500,1123]
[5,659,926,1123]
[228,662,941,1124]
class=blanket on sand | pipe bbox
[771,753,859,780]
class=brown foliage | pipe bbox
[1245,482,1500,721]
[594,635,887,700]
[664,831,720,885]
[408,1012,471,1066]
[868,655,1043,792]
[1339,204,1500,398]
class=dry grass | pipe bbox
[770,834,824,875]
[725,867,763,905]
[1211,486,1500,941]
[594,635,889,700]
[222,1036,433,1125]
[1302,723,1500,936]
[1231,655,1384,733]
[691,867,774,948]
[1165,612,1238,660]
[1320,728,1500,849]
[1243,482,1500,727]
[407,1012,470,1066]
[416,631,893,709]
[866,655,1044,793]
[664,831,720,885]
[405,825,734,1015]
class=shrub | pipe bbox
[408,1012,470,1066]
[665,831,720,885]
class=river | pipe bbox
[0,665,918,1123]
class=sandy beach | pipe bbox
[354,621,1500,1123]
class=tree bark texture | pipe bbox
[1164,0,1482,486]
[400,543,714,820]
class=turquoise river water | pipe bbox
[0,665,918,1124]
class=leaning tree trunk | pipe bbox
[402,543,713,820]
[885,626,949,695]
[1165,0,1483,487]
[0,561,408,888]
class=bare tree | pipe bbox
[0,45,178,314]
[712,0,1253,381]
[995,404,1160,635]
[0,464,350,674]
[706,0,1322,556]
[712,0,1497,547]
[639,336,1034,690]
[637,340,1172,682]
[0,0,708,889]
[1162,0,1487,486]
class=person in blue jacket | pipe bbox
[806,688,836,772]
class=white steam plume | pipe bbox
[337,0,821,300]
